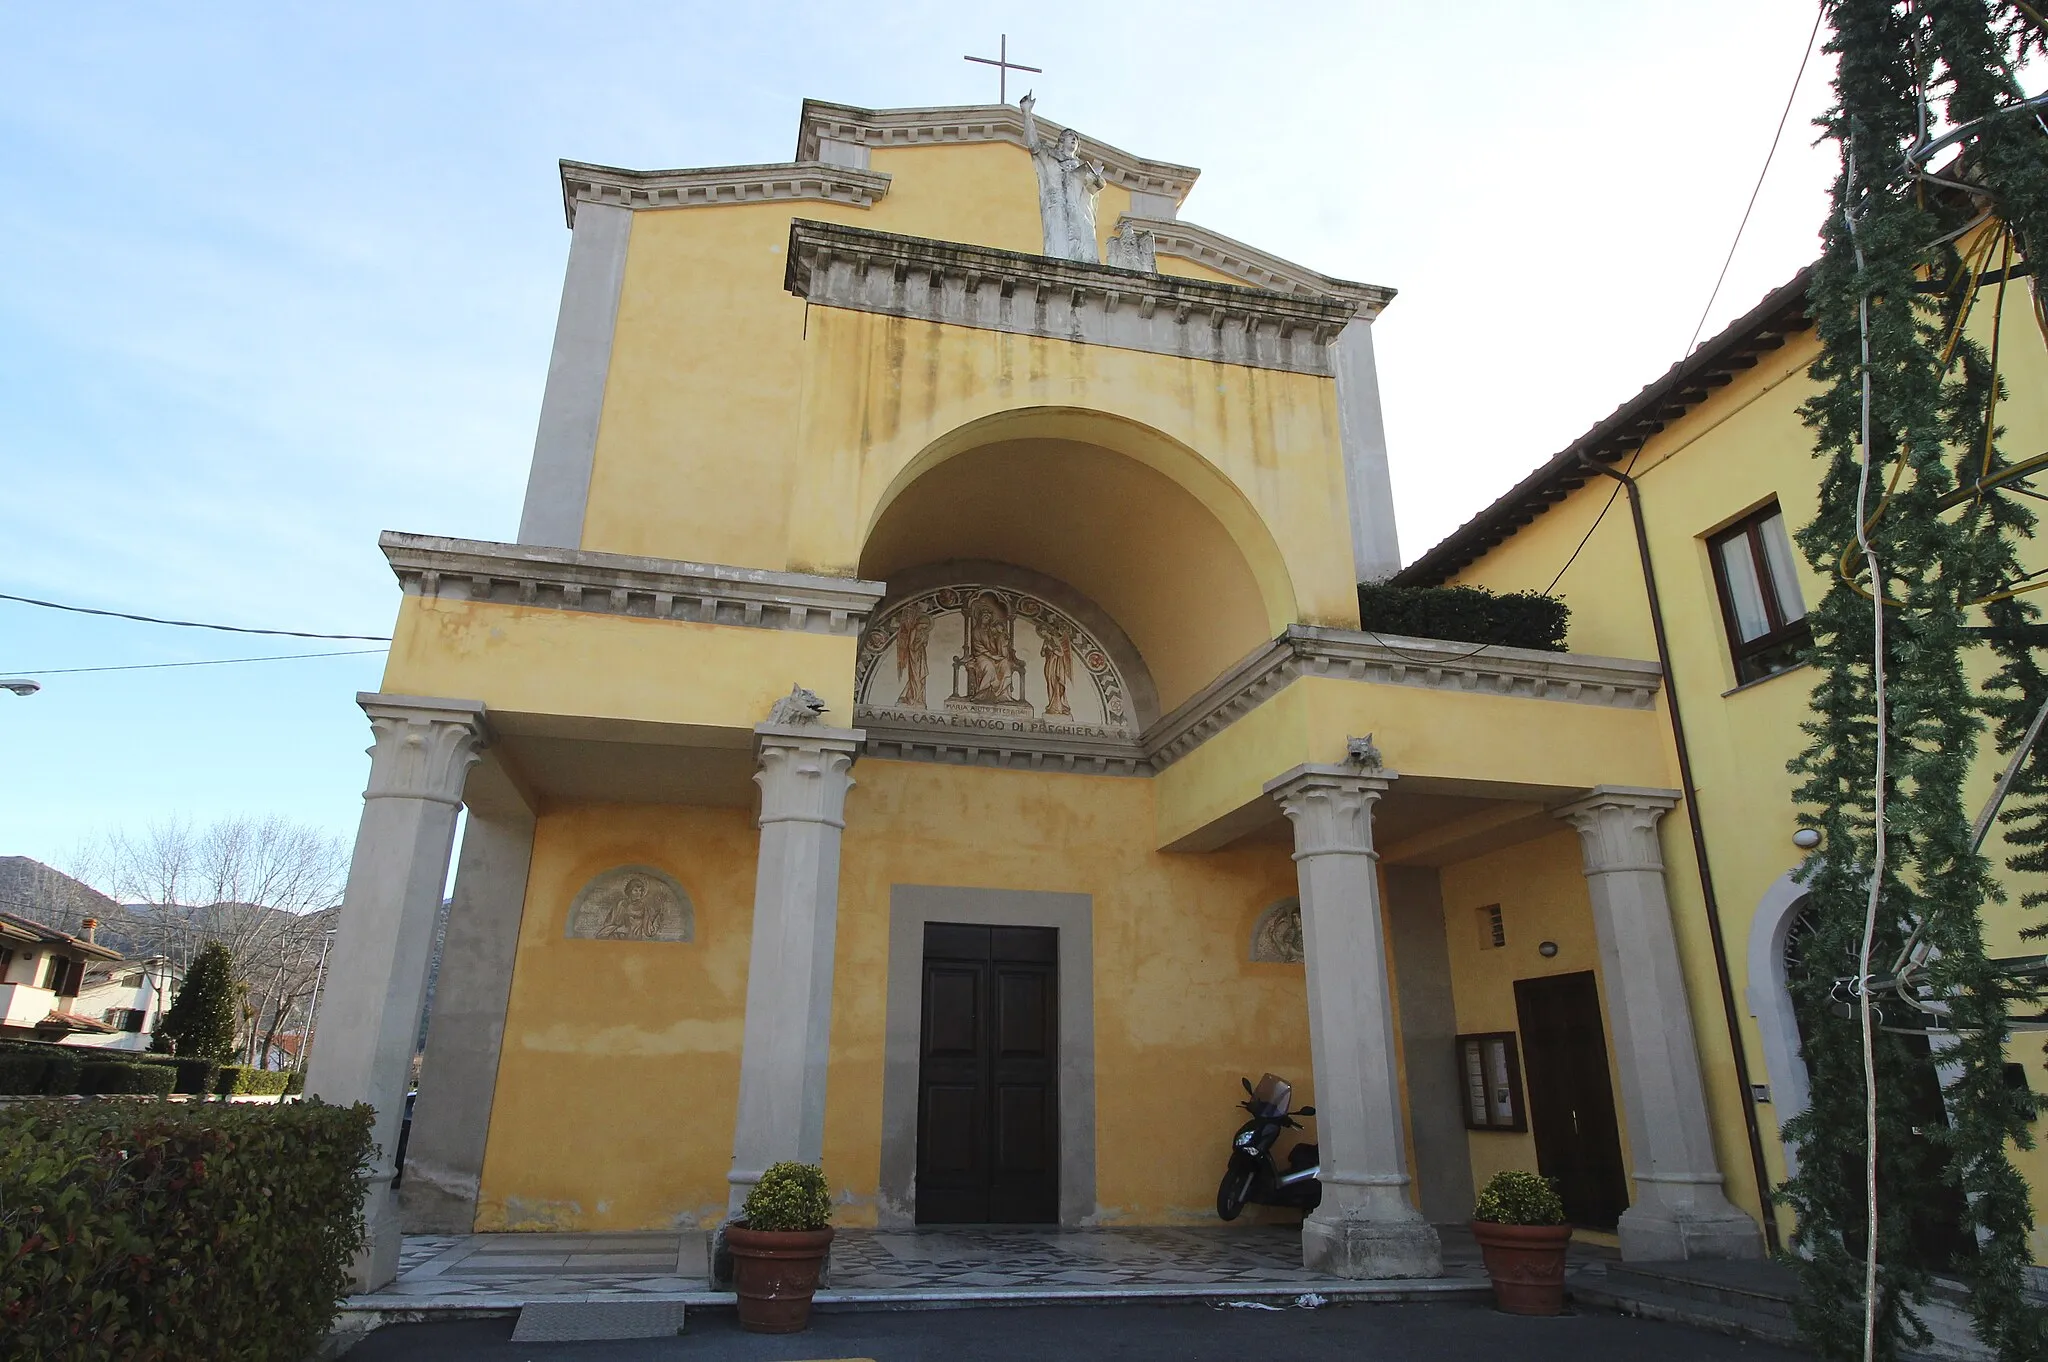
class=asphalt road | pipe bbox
[344,1300,1808,1361]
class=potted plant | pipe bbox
[725,1161,835,1333]
[1470,1169,1572,1316]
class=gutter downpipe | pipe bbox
[1577,451,1782,1257]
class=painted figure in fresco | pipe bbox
[959,591,1025,705]
[1250,899,1305,964]
[1019,92,1105,264]
[567,866,694,943]
[596,875,659,940]
[895,604,933,709]
[1040,618,1075,717]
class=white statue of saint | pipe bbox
[1019,93,1105,264]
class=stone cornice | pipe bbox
[858,710,1148,778]
[1127,217,1397,316]
[557,159,892,227]
[785,219,1358,376]
[380,532,886,637]
[1143,626,1665,769]
[795,100,1198,205]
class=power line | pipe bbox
[1685,4,1826,358]
[0,590,391,642]
[6,648,388,676]
[1530,9,1823,606]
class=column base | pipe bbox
[353,1197,403,1293]
[1302,1212,1443,1280]
[1618,1202,1763,1262]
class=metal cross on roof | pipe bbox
[963,34,1041,106]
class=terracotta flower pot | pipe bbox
[1470,1219,1572,1316]
[725,1224,835,1334]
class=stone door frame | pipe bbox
[878,885,1097,1228]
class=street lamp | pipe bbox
[1,679,39,697]
[300,927,338,1074]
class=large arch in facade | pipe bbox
[859,407,1294,712]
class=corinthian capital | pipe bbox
[755,722,864,830]
[358,694,488,805]
[1554,785,1680,875]
[1263,763,1397,859]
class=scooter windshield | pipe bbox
[1250,1073,1292,1118]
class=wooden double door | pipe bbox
[915,923,1060,1224]
[1515,971,1631,1228]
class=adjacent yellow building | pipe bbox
[301,97,2045,1293]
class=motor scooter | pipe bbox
[1215,1072,1320,1220]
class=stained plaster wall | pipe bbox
[473,761,1333,1232]
[1448,267,2048,1257]
[1435,829,1634,1210]
[570,135,1363,654]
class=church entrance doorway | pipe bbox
[915,922,1060,1224]
[1514,972,1630,1228]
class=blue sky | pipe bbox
[2,2,1840,870]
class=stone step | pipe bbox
[1603,1263,1798,1320]
[1571,1280,1803,1351]
[509,1297,689,1342]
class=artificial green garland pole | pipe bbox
[1783,4,2047,1360]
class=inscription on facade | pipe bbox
[566,866,695,943]
[857,585,1134,738]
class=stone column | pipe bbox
[726,718,862,1214]
[307,693,487,1292]
[1555,786,1762,1261]
[400,751,536,1235]
[1265,763,1441,1279]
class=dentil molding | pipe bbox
[785,219,1359,377]
[381,532,886,638]
[558,159,892,227]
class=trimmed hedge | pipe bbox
[0,1099,374,1361]
[138,1056,221,1096]
[0,1041,80,1096]
[285,1072,305,1096]
[0,1052,49,1095]
[1356,582,1570,652]
[214,1066,292,1098]
[77,1061,177,1098]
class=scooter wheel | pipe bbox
[1216,1165,1255,1221]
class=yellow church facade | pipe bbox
[301,98,2043,1292]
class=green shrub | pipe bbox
[155,942,238,1061]
[214,1066,292,1097]
[739,1161,832,1232]
[1473,1169,1567,1226]
[77,1061,176,1097]
[0,1052,48,1094]
[284,1072,305,1096]
[139,1055,221,1095]
[39,1048,84,1096]
[0,1042,80,1095]
[0,1098,374,1361]
[1356,582,1570,652]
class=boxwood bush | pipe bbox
[214,1066,293,1097]
[77,1061,176,1097]
[0,1042,81,1096]
[0,1052,49,1094]
[140,1055,221,1096]
[1356,582,1570,652]
[0,1098,374,1361]
[1473,1169,1567,1226]
[739,1161,832,1232]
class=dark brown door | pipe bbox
[1514,971,1630,1228]
[916,922,1059,1224]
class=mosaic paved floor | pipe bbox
[349,1224,1612,1311]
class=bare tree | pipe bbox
[70,816,347,1063]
